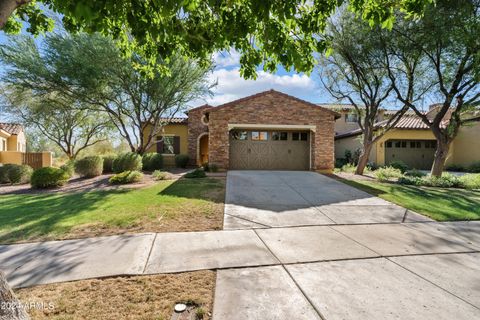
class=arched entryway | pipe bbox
[197,133,209,165]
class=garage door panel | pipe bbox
[230,131,309,170]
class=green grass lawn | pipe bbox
[0,178,225,244]
[340,179,480,221]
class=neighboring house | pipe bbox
[0,122,52,169]
[142,90,340,171]
[333,105,480,170]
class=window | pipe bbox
[410,141,416,148]
[425,141,437,149]
[401,141,407,148]
[251,131,268,141]
[232,131,248,140]
[411,141,421,148]
[272,132,288,141]
[161,136,175,154]
[395,141,401,148]
[292,132,308,141]
[386,141,392,148]
[345,113,358,123]
[0,138,5,151]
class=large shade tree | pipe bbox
[320,11,412,175]
[387,0,480,177]
[0,0,434,78]
[0,33,213,154]
[0,88,111,159]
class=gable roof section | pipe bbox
[0,123,23,135]
[207,90,341,119]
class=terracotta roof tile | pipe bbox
[160,117,187,124]
[0,123,23,135]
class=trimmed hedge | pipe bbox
[374,166,403,181]
[75,156,104,178]
[8,164,33,184]
[0,164,15,184]
[112,152,142,173]
[389,160,409,173]
[31,167,70,188]
[102,155,116,173]
[142,153,163,171]
[60,160,75,178]
[109,170,143,184]
[175,154,190,168]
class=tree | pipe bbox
[388,0,480,177]
[0,33,213,154]
[320,11,410,175]
[0,0,434,78]
[0,87,111,159]
[0,271,29,320]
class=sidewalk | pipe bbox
[1,220,479,289]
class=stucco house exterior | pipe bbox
[142,90,340,171]
[0,122,52,168]
[330,105,480,170]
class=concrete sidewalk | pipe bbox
[1,221,479,289]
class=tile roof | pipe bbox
[160,117,187,124]
[0,123,23,135]
[335,114,447,139]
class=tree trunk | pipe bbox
[430,138,451,177]
[0,0,30,30]
[355,142,373,175]
[0,271,30,320]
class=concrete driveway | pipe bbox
[224,170,430,229]
[215,171,480,320]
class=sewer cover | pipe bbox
[174,303,187,313]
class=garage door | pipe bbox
[229,130,310,170]
[385,139,436,170]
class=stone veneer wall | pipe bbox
[187,106,211,165]
[207,91,336,171]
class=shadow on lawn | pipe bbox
[158,177,225,203]
[342,178,480,220]
[0,189,129,244]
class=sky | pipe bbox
[191,49,332,108]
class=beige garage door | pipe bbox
[385,139,436,170]
[229,130,310,170]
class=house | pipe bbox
[142,90,340,171]
[0,122,52,169]
[331,105,480,170]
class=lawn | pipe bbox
[340,179,480,221]
[16,271,215,320]
[0,178,225,244]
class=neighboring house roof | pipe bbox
[335,114,447,139]
[206,89,341,119]
[160,117,188,124]
[0,123,23,135]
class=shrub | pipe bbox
[468,161,480,173]
[389,160,409,173]
[398,176,424,186]
[31,167,70,188]
[344,150,353,164]
[185,168,206,178]
[335,158,347,168]
[0,166,10,183]
[102,155,116,173]
[60,160,75,178]
[459,174,480,190]
[445,164,466,172]
[152,170,169,180]
[367,162,378,171]
[175,154,190,168]
[340,163,356,173]
[112,152,142,173]
[7,164,33,184]
[404,169,426,178]
[423,173,461,188]
[109,170,144,184]
[74,156,104,178]
[374,166,403,181]
[142,153,163,171]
